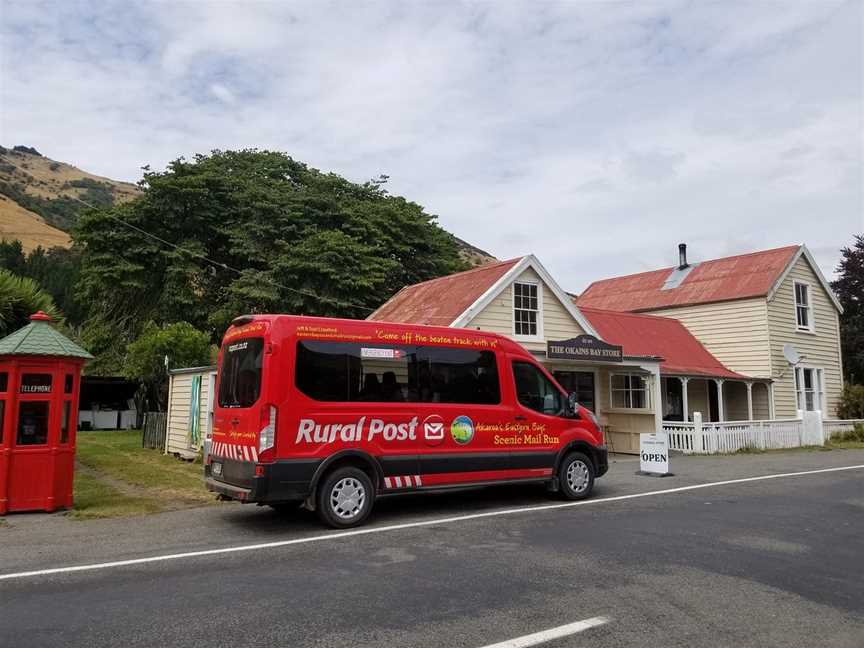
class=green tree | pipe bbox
[0,242,85,327]
[75,150,465,373]
[836,384,864,420]
[831,234,863,384]
[0,240,26,274]
[0,269,62,336]
[124,321,213,412]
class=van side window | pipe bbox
[295,341,500,405]
[512,361,563,415]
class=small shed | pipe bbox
[165,365,217,459]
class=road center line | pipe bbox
[1,463,861,582]
[477,616,610,648]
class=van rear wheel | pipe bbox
[316,467,375,529]
[558,452,595,500]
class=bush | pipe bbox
[836,384,864,419]
[831,423,864,444]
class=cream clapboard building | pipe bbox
[370,255,772,453]
[578,244,845,420]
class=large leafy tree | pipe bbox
[75,150,464,372]
[832,234,864,384]
[0,269,62,336]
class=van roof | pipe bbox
[226,314,527,352]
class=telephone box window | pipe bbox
[17,401,50,445]
[60,401,71,444]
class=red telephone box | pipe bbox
[0,311,93,514]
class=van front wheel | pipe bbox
[558,452,595,500]
[316,467,375,528]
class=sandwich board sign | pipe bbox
[639,431,672,477]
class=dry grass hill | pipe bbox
[0,145,140,252]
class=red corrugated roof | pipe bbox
[368,258,522,326]
[581,307,749,379]
[577,245,800,312]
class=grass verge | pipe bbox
[71,472,165,520]
[71,430,215,519]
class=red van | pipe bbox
[206,315,608,527]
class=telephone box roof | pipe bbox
[0,311,93,359]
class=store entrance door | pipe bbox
[553,371,596,413]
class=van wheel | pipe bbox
[316,467,375,529]
[558,452,595,500]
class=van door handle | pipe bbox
[515,415,527,421]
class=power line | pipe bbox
[2,156,376,313]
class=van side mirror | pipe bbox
[567,391,579,418]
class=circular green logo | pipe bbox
[450,416,475,445]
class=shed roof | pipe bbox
[577,245,801,312]
[580,307,750,379]
[0,312,93,359]
[368,258,522,326]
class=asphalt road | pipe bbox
[2,450,863,648]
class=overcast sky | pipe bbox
[1,1,861,290]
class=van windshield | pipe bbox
[218,337,264,408]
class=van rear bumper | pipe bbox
[205,458,321,503]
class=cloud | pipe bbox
[209,83,236,105]
[0,0,860,287]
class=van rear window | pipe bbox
[218,338,264,408]
[295,341,500,405]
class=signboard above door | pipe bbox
[547,335,623,362]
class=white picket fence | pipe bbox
[662,412,860,455]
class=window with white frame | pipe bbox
[513,282,539,337]
[610,373,649,409]
[794,281,813,331]
[795,367,824,412]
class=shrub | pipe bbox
[831,423,864,444]
[836,384,864,419]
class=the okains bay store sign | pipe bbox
[547,335,623,362]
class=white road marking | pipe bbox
[477,616,610,648]
[1,464,861,582]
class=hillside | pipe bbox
[0,194,71,252]
[0,145,140,250]
[0,145,496,265]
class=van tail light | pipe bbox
[258,404,277,461]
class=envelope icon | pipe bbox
[424,422,444,440]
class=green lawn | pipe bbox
[72,472,165,519]
[72,430,215,519]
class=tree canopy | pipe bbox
[124,321,213,411]
[74,149,466,373]
[832,234,864,384]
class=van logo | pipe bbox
[423,415,445,446]
[450,416,475,445]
